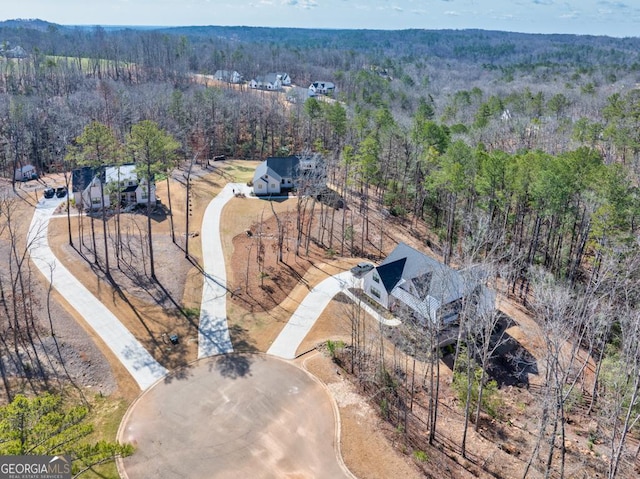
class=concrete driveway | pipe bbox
[268,272,401,360]
[27,196,167,390]
[118,354,354,479]
[198,182,252,358]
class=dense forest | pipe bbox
[2,18,640,478]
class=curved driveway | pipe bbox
[199,184,400,360]
[27,197,167,390]
[267,274,401,359]
[28,182,398,387]
[29,183,387,478]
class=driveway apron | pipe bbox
[267,272,353,359]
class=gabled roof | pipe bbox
[310,81,335,89]
[214,70,241,82]
[105,164,137,183]
[255,161,282,182]
[377,242,465,305]
[261,73,279,84]
[71,166,100,193]
[265,156,300,179]
[376,257,406,293]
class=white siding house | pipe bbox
[252,154,326,197]
[276,72,292,85]
[249,73,282,90]
[105,164,156,207]
[214,70,242,84]
[14,164,37,181]
[72,164,156,210]
[308,81,336,97]
[362,242,494,327]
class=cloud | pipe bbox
[559,11,580,19]
[444,10,460,16]
[597,0,629,8]
[282,0,317,7]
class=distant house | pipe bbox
[362,243,494,327]
[275,72,292,86]
[249,73,282,90]
[308,81,335,97]
[1,45,27,59]
[14,164,37,182]
[71,164,156,210]
[214,70,242,84]
[105,164,156,207]
[252,155,323,196]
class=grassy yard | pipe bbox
[81,393,130,479]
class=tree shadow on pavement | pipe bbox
[210,353,254,380]
[121,343,170,387]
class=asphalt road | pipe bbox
[118,354,354,479]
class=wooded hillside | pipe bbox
[1,19,640,478]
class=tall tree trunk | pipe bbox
[166,176,175,244]
[146,166,156,281]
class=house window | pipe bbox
[257,184,263,190]
[271,183,276,189]
[91,197,101,205]
[373,274,380,283]
[370,287,381,299]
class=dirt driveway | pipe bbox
[118,354,354,479]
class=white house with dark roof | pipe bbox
[252,156,300,196]
[249,73,282,90]
[308,81,335,97]
[252,154,323,196]
[72,166,109,209]
[275,72,292,86]
[14,164,37,182]
[363,242,494,327]
[71,164,155,210]
[105,164,156,207]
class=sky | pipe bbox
[2,0,640,38]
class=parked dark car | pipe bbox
[43,187,55,199]
[350,262,374,277]
[55,187,67,198]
